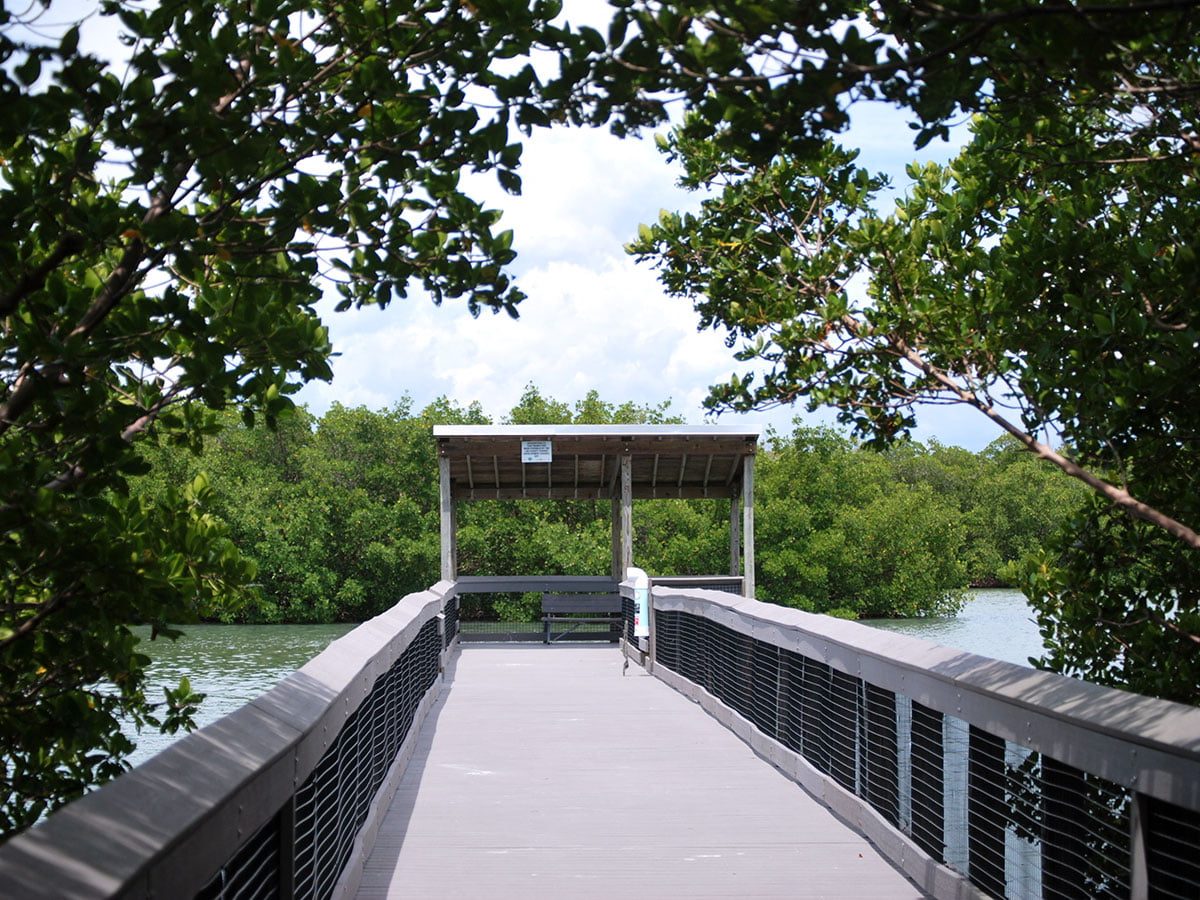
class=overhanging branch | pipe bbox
[866,318,1200,550]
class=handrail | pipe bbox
[653,586,1200,809]
[449,574,618,595]
[639,583,1200,899]
[0,581,458,899]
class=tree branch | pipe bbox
[854,317,1200,549]
[0,233,86,318]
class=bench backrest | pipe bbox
[541,593,623,615]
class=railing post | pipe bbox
[1130,791,1149,900]
[277,794,296,900]
[646,591,656,675]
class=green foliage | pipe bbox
[0,0,603,834]
[1025,470,1200,705]
[615,4,1200,698]
[0,479,252,834]
[757,426,967,617]
[888,437,1088,586]
[135,399,1073,630]
[133,398,483,623]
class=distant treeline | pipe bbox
[133,386,1085,623]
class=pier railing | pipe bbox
[641,584,1200,900]
[6,576,1199,900]
[0,581,459,900]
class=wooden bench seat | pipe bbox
[541,593,623,644]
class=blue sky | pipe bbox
[296,99,1005,450]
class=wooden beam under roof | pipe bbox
[434,425,759,496]
[456,485,742,501]
[725,456,740,485]
[435,436,755,458]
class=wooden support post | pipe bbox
[439,455,456,581]
[449,498,458,580]
[729,486,741,578]
[620,453,633,576]
[610,499,621,580]
[742,454,755,599]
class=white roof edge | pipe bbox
[433,424,762,439]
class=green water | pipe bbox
[125,622,355,767]
[865,587,1044,666]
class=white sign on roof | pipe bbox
[521,440,553,464]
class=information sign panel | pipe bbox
[521,440,553,464]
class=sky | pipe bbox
[296,98,1005,450]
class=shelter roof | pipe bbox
[433,425,761,501]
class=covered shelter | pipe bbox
[433,424,761,597]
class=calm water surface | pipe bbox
[866,587,1044,666]
[126,623,355,767]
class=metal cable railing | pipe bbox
[0,583,457,900]
[443,594,459,647]
[194,814,280,900]
[648,590,1200,900]
[288,618,440,900]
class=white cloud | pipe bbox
[301,253,751,422]
[297,108,1001,450]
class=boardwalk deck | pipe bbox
[354,645,924,899]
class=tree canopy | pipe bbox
[133,393,1075,625]
[0,0,602,835]
[617,1,1200,700]
[3,0,1197,836]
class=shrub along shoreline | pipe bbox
[133,385,1085,624]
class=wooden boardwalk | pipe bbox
[354,645,924,899]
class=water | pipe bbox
[125,622,355,767]
[866,588,1044,667]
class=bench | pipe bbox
[541,594,624,644]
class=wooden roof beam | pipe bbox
[606,453,620,498]
[724,456,740,486]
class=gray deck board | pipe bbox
[354,645,924,899]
